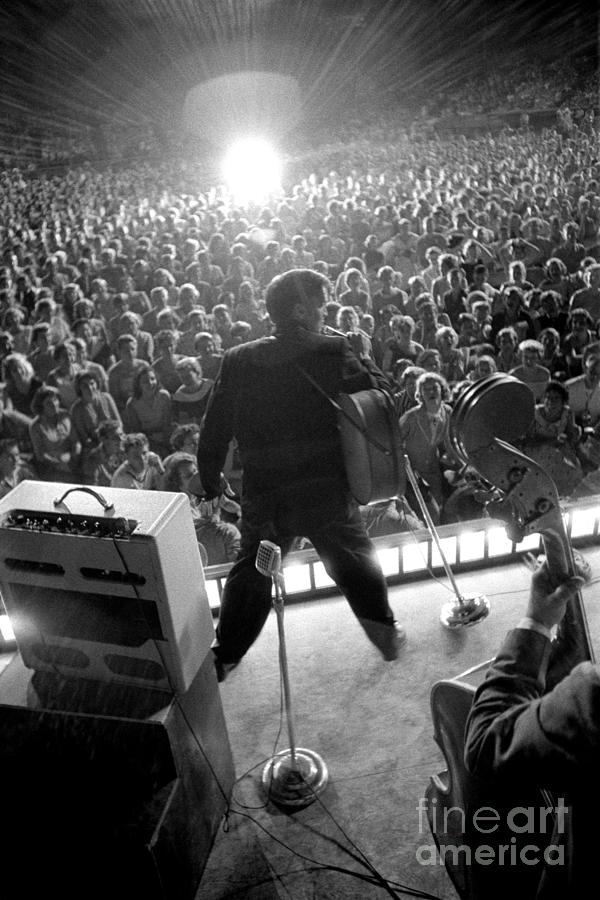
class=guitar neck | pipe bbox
[540,526,572,582]
[541,524,595,668]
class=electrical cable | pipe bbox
[110,535,445,899]
[231,809,443,899]
[230,665,286,812]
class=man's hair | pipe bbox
[170,422,200,450]
[266,269,329,326]
[123,433,149,451]
[97,419,123,441]
[544,380,568,403]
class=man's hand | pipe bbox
[526,562,585,630]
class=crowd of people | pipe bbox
[421,54,595,119]
[0,84,599,560]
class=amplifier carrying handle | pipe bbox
[54,486,115,512]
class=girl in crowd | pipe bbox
[162,422,200,473]
[334,257,370,301]
[508,339,551,401]
[152,329,183,394]
[70,370,121,454]
[441,267,469,329]
[162,452,241,565]
[172,357,214,424]
[468,354,497,381]
[28,323,54,382]
[29,385,80,481]
[46,341,81,410]
[381,315,423,374]
[124,365,172,457]
[32,296,71,346]
[3,353,43,416]
[362,234,385,277]
[562,308,596,378]
[538,327,567,380]
[502,260,534,294]
[177,308,206,356]
[523,379,583,498]
[393,364,425,417]
[337,267,371,314]
[399,371,454,524]
[371,265,408,322]
[434,326,468,384]
[82,419,124,486]
[469,298,493,344]
[494,326,520,373]
[413,298,445,349]
[2,308,31,355]
[538,257,570,306]
[107,333,148,413]
[535,289,568,335]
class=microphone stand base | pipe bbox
[440,594,491,630]
[262,748,329,809]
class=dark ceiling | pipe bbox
[0,0,596,129]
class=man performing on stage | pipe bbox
[196,268,405,680]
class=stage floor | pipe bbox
[2,547,598,899]
[199,544,600,899]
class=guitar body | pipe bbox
[337,389,406,504]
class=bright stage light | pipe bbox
[221,138,282,205]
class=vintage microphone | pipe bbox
[404,456,490,630]
[255,540,328,807]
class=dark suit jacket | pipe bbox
[197,327,390,498]
[465,628,600,898]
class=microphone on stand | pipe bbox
[403,457,490,629]
[255,540,328,808]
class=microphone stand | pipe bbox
[256,542,328,808]
[404,456,490,629]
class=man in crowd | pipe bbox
[196,268,405,680]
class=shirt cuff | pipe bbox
[516,617,552,641]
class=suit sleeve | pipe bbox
[197,351,236,498]
[339,340,393,395]
[464,628,600,791]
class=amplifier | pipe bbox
[0,481,215,694]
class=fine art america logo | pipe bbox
[415,797,568,867]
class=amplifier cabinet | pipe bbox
[0,481,215,694]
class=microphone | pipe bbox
[255,540,284,590]
[321,324,347,338]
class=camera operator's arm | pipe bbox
[463,564,600,790]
